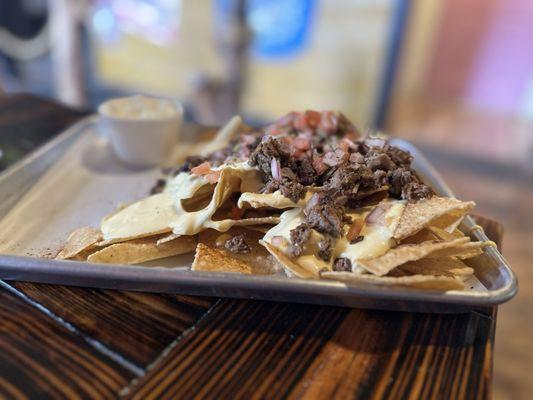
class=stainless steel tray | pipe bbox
[0,116,517,312]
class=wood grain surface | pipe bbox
[9,283,215,368]
[0,288,134,399]
[0,95,501,399]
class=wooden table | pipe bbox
[0,95,499,399]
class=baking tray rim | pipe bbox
[0,116,518,309]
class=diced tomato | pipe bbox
[304,110,321,129]
[293,136,311,151]
[318,111,338,134]
[271,235,288,247]
[205,170,221,183]
[339,138,355,152]
[191,161,212,175]
[293,113,308,132]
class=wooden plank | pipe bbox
[121,299,348,399]
[123,301,494,400]
[8,283,215,367]
[0,287,134,399]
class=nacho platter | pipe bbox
[0,115,517,312]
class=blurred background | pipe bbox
[0,1,531,398]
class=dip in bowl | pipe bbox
[99,95,183,167]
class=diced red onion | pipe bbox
[271,158,281,180]
[365,203,393,225]
[271,236,287,247]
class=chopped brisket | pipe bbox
[304,192,346,237]
[333,257,352,272]
[249,136,292,176]
[403,181,433,202]
[386,145,412,167]
[317,237,332,261]
[279,180,306,203]
[365,151,395,171]
[296,156,317,185]
[388,168,433,201]
[289,223,311,257]
[224,234,250,254]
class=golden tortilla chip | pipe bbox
[191,243,253,274]
[321,271,465,290]
[87,234,197,265]
[56,227,103,260]
[399,228,439,244]
[237,191,311,209]
[357,237,470,276]
[428,226,465,241]
[261,241,318,279]
[156,233,181,245]
[394,197,475,240]
[399,257,474,277]
[427,240,494,260]
[198,227,279,274]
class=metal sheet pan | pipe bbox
[0,116,517,312]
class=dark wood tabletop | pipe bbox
[0,94,499,399]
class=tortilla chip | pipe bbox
[428,226,465,241]
[321,271,465,290]
[399,228,439,244]
[427,240,493,260]
[87,234,197,265]
[394,197,475,240]
[261,241,318,279]
[101,192,175,243]
[237,191,310,209]
[56,227,103,260]
[357,237,470,276]
[191,243,253,274]
[157,233,181,245]
[399,257,474,277]
[198,227,279,274]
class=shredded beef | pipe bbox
[388,168,433,201]
[263,178,306,203]
[317,237,332,261]
[289,223,311,257]
[249,136,292,176]
[279,180,306,203]
[333,257,352,272]
[297,156,317,185]
[349,152,365,164]
[365,151,395,171]
[403,181,433,202]
[224,234,250,254]
[386,145,412,167]
[304,192,346,237]
[326,165,362,197]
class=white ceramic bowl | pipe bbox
[98,95,183,167]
